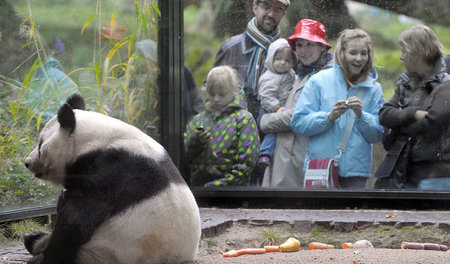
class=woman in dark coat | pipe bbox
[377,24,450,190]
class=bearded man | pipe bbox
[212,0,290,120]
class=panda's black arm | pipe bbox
[40,224,87,264]
[39,195,105,264]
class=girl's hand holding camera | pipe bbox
[329,100,348,122]
[328,96,362,121]
[346,96,362,118]
[195,126,212,145]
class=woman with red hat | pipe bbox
[291,29,385,189]
[259,19,333,188]
[288,19,333,80]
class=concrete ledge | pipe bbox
[199,208,450,237]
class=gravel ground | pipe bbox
[193,248,450,264]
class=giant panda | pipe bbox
[24,94,201,264]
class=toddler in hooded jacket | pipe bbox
[257,38,297,167]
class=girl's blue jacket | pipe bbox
[291,62,385,177]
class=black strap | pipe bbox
[397,73,410,108]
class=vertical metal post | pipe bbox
[159,0,185,169]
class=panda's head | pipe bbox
[24,94,86,185]
[25,94,165,186]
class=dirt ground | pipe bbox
[1,215,449,263]
[192,221,450,264]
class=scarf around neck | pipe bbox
[244,17,280,95]
[296,52,333,80]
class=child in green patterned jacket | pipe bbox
[184,66,260,187]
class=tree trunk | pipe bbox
[210,0,449,41]
[213,0,253,38]
[212,0,357,41]
[356,0,450,27]
[305,0,357,39]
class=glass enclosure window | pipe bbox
[1,0,450,215]
[182,0,450,191]
[0,0,160,211]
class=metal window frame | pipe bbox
[159,0,185,169]
[192,187,450,210]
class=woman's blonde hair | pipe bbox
[206,66,239,96]
[398,24,444,65]
[334,28,374,86]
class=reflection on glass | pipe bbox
[184,66,260,187]
[375,24,450,190]
[183,0,450,191]
[0,0,160,212]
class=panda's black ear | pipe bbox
[57,94,85,132]
[66,94,85,110]
[57,103,76,132]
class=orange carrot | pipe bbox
[264,246,280,252]
[222,248,267,257]
[342,242,354,249]
[309,242,334,249]
[223,250,239,257]
[238,248,267,255]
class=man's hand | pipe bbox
[414,110,428,120]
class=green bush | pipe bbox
[0,0,160,210]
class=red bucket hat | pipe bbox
[288,19,331,50]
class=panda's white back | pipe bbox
[79,184,201,264]
[72,110,166,160]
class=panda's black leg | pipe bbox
[24,231,50,255]
[27,254,44,264]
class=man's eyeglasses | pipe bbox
[258,2,286,15]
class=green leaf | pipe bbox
[81,14,96,35]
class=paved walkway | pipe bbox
[1,208,449,263]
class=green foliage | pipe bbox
[374,48,403,99]
[0,100,60,210]
[9,219,48,239]
[1,0,160,210]
[431,24,450,51]
[260,228,281,247]
[355,9,450,99]
[0,219,49,246]
[400,226,416,233]
[184,3,223,89]
[309,226,338,245]
[204,238,217,248]
[0,231,10,246]
[310,226,327,237]
[375,226,394,232]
